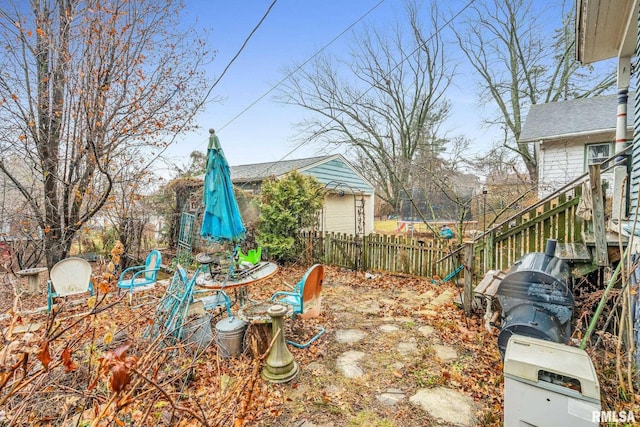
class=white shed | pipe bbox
[231,154,375,236]
[519,94,634,198]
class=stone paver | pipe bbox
[376,388,405,406]
[380,316,414,323]
[424,289,455,309]
[409,387,476,426]
[418,325,435,336]
[433,344,458,361]
[336,350,365,378]
[379,324,399,333]
[354,301,381,314]
[335,329,367,344]
[397,339,418,355]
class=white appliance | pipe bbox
[503,335,601,426]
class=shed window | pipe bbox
[585,143,613,169]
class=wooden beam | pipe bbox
[463,242,474,315]
[589,164,609,266]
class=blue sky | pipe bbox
[160,0,610,172]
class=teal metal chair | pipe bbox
[271,264,325,348]
[146,265,194,343]
[47,257,94,312]
[147,265,231,344]
[118,250,162,303]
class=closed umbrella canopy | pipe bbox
[200,130,246,242]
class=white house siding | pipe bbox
[539,138,614,198]
[321,193,374,235]
[304,157,375,235]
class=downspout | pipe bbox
[612,57,631,220]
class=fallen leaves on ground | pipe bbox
[0,263,636,426]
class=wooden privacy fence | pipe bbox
[297,231,453,279]
[297,172,594,311]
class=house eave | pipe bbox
[520,128,616,144]
[576,0,638,64]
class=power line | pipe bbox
[236,0,477,177]
[204,0,278,106]
[223,0,390,186]
[139,0,278,174]
[218,0,387,133]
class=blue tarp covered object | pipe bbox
[200,131,246,242]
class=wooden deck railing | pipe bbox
[477,184,586,273]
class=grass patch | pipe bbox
[349,411,395,427]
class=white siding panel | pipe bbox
[539,139,584,196]
[321,194,374,235]
[540,139,614,198]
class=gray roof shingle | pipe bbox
[230,155,333,182]
[519,93,635,143]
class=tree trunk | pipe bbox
[45,232,71,270]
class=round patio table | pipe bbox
[195,261,278,289]
[195,261,278,308]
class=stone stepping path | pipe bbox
[410,387,476,426]
[327,285,475,426]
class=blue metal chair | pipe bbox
[117,250,162,303]
[47,257,93,312]
[146,265,195,343]
[271,264,325,348]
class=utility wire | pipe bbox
[218,0,387,133]
[236,0,477,180]
[204,0,278,108]
[140,0,278,173]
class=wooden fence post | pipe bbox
[588,164,609,266]
[464,241,474,315]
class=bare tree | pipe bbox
[0,0,209,267]
[406,136,479,240]
[456,0,614,182]
[279,1,453,211]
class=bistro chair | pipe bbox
[271,263,325,348]
[117,250,162,303]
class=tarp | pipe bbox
[200,131,246,242]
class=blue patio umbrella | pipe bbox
[200,129,246,242]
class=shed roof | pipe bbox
[230,154,375,194]
[519,93,634,143]
[230,155,332,182]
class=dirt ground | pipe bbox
[0,263,636,426]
